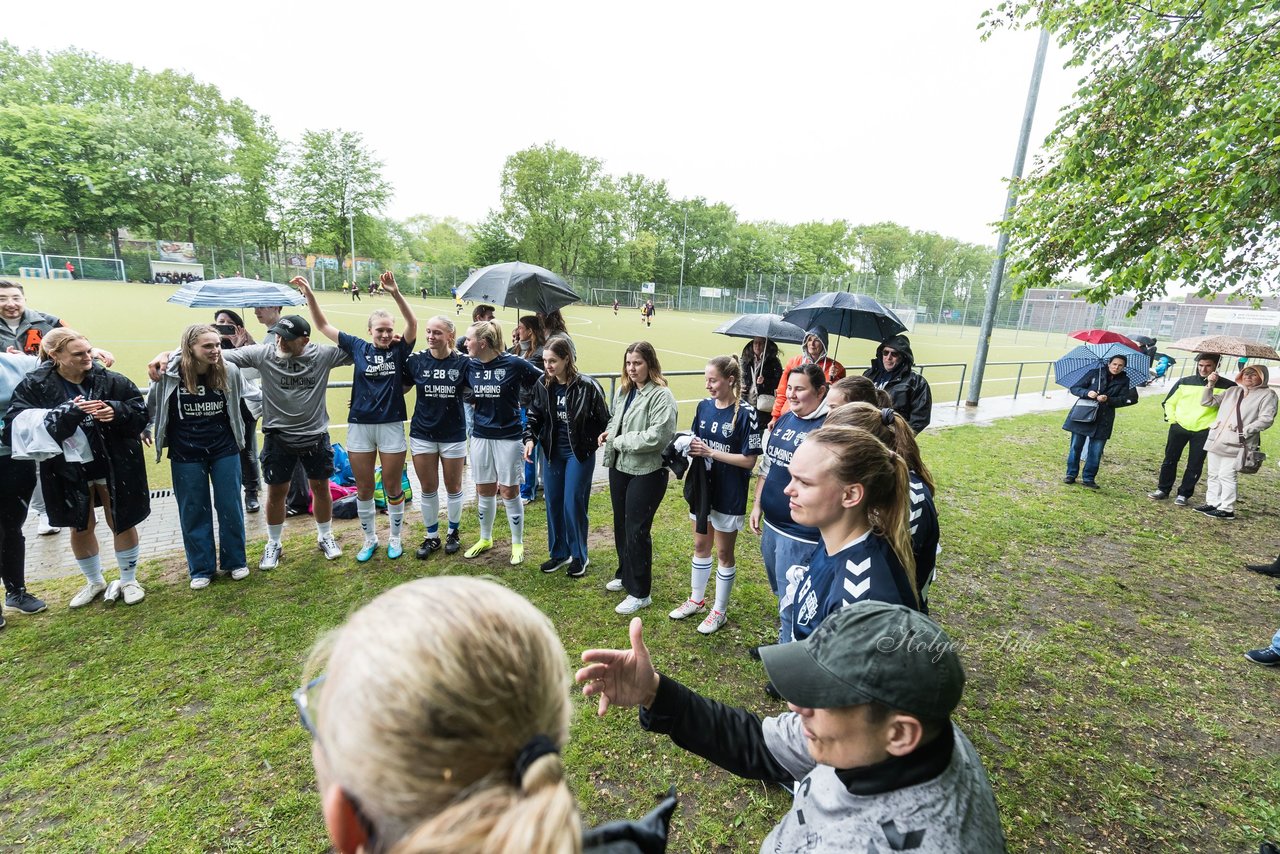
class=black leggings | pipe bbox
[0,456,37,595]
[608,467,669,598]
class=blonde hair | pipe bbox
[38,327,90,363]
[804,425,918,604]
[707,354,742,427]
[427,315,456,347]
[824,402,935,495]
[367,309,394,330]
[307,577,580,854]
[470,320,505,355]
[178,324,228,394]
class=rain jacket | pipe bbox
[864,334,934,433]
[0,308,62,356]
[1202,366,1277,462]
[1161,372,1234,432]
[770,325,846,422]
[603,381,678,476]
[2,361,151,532]
[1062,367,1137,441]
[739,339,784,406]
[524,373,612,463]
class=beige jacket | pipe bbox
[1202,365,1277,462]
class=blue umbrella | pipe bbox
[165,277,305,308]
[1054,343,1151,389]
[781,292,907,342]
[713,313,806,344]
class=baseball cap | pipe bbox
[759,601,965,719]
[269,315,311,340]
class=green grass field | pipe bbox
[2,392,1278,852]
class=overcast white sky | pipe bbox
[5,1,1076,248]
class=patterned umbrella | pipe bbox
[713,313,806,344]
[165,277,305,308]
[1054,342,1151,389]
[1167,335,1280,360]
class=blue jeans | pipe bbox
[542,448,595,564]
[1066,433,1107,483]
[172,453,247,579]
[1271,626,1280,655]
[519,408,540,501]
[760,522,818,643]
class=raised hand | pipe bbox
[575,618,661,717]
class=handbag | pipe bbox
[1069,399,1099,423]
[1235,393,1266,474]
[755,393,777,415]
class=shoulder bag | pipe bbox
[1236,393,1266,474]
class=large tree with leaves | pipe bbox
[282,129,391,276]
[984,1,1280,303]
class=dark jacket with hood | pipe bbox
[524,373,612,462]
[739,339,784,405]
[864,335,933,433]
[770,325,847,422]
[3,361,151,531]
[1062,366,1138,441]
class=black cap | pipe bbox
[269,315,311,341]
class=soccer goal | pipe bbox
[591,288,640,308]
[644,294,673,311]
[45,255,126,282]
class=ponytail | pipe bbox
[823,402,936,495]
[708,354,743,428]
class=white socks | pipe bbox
[267,523,284,546]
[357,498,377,543]
[446,491,464,532]
[316,521,332,539]
[388,494,404,540]
[420,491,441,535]
[713,564,736,614]
[478,494,497,541]
[690,555,714,602]
[115,545,140,583]
[503,496,524,545]
[77,554,104,585]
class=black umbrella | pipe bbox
[713,313,806,344]
[1130,334,1157,347]
[781,292,907,342]
[455,262,581,314]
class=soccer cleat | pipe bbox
[541,556,572,574]
[416,537,442,559]
[190,577,212,590]
[509,544,525,565]
[357,540,378,562]
[669,598,707,620]
[260,542,283,570]
[387,537,403,560]
[318,534,343,560]
[697,610,727,635]
[445,530,462,554]
[464,538,493,559]
[120,581,146,605]
[69,581,107,609]
[230,567,250,581]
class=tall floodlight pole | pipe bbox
[348,190,358,289]
[678,206,688,290]
[967,28,1051,406]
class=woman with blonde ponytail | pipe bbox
[825,403,939,611]
[780,425,919,641]
[296,577,673,854]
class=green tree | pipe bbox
[401,214,473,266]
[282,129,391,276]
[470,211,518,267]
[984,0,1280,303]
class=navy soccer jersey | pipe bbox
[405,349,470,443]
[338,332,412,424]
[165,378,236,462]
[692,398,763,516]
[790,531,918,641]
[758,409,827,540]
[909,472,940,613]
[468,353,543,440]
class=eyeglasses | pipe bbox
[293,674,326,741]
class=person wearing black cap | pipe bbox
[577,601,1007,853]
[864,334,933,434]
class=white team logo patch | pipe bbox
[448,369,460,382]
[722,420,734,438]
[494,368,507,381]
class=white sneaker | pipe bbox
[189,577,211,590]
[230,567,250,581]
[121,581,145,605]
[103,579,122,604]
[614,595,652,615]
[69,581,107,608]
[318,534,343,560]
[605,578,625,593]
[37,514,61,535]
[669,598,707,620]
[260,542,283,570]
[697,609,727,635]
